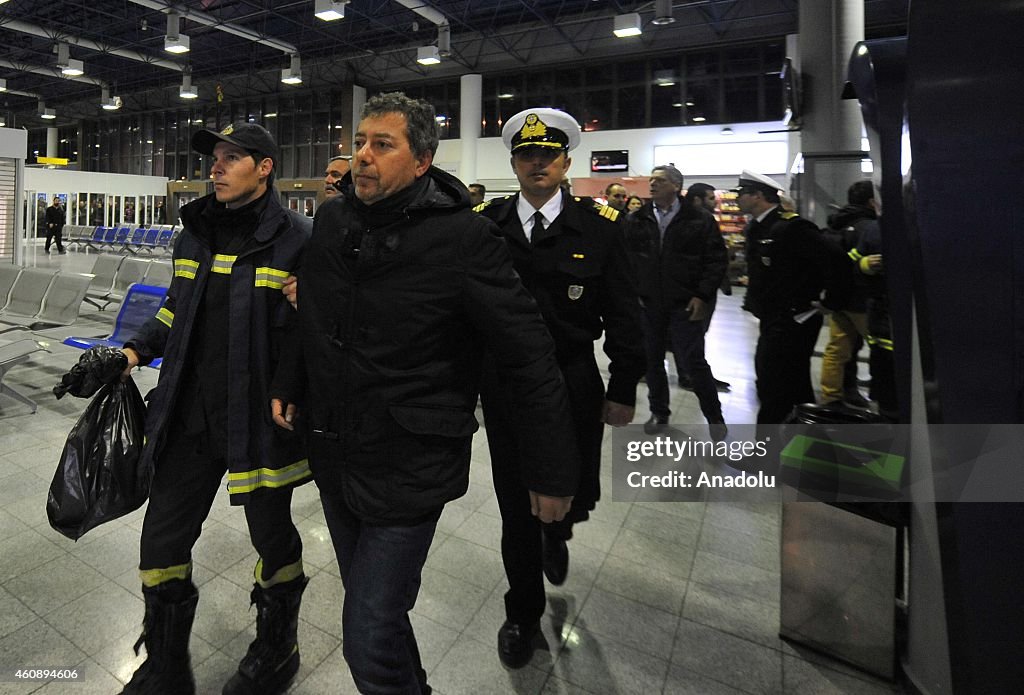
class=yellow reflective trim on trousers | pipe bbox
[156,307,174,327]
[174,258,199,279]
[211,254,237,275]
[140,562,192,587]
[867,335,894,351]
[254,558,305,588]
[226,459,311,495]
[254,266,290,289]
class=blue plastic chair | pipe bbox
[63,283,168,368]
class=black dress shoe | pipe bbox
[542,533,569,585]
[843,390,871,408]
[497,620,539,668]
[643,414,668,435]
[713,378,731,391]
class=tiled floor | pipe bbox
[0,248,902,694]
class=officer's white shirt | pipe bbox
[517,192,564,242]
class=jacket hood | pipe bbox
[827,203,876,230]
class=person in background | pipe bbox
[468,182,487,206]
[155,199,168,225]
[604,182,629,211]
[625,166,728,441]
[44,195,67,254]
[819,180,877,408]
[323,155,351,198]
[270,92,580,694]
[737,170,851,424]
[626,195,644,213]
[109,122,313,695]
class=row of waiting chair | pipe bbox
[65,224,179,256]
[0,266,95,334]
[85,254,172,310]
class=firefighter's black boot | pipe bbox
[120,581,198,695]
[222,575,309,695]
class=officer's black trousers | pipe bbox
[482,352,604,626]
[139,426,302,584]
[754,312,823,424]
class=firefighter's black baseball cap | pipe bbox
[192,122,278,167]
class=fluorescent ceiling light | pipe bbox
[180,74,198,99]
[613,13,642,38]
[165,33,190,53]
[165,11,190,53]
[264,112,278,118]
[41,108,57,120]
[100,87,121,110]
[0,78,6,92]
[692,116,706,122]
[417,45,440,65]
[315,0,347,21]
[498,92,515,99]
[654,70,676,86]
[652,0,676,25]
[281,55,302,85]
[61,58,85,76]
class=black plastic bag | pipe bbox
[47,377,150,540]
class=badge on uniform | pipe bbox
[568,285,584,300]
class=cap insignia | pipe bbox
[519,113,548,140]
[221,124,234,135]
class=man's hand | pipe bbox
[282,275,298,309]
[860,254,883,275]
[121,347,140,380]
[271,398,297,431]
[529,491,572,523]
[686,296,707,321]
[602,400,635,427]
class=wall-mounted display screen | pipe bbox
[591,150,629,173]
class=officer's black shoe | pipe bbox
[643,415,669,435]
[497,620,539,669]
[714,378,731,392]
[120,582,198,695]
[542,533,569,586]
[223,575,309,695]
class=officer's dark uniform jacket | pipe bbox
[473,191,646,406]
[624,197,728,310]
[743,206,852,320]
[272,167,579,525]
[126,189,312,505]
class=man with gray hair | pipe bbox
[625,165,729,441]
[270,92,580,694]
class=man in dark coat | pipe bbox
[270,93,580,695]
[43,196,66,254]
[475,107,645,669]
[626,166,728,441]
[737,170,852,424]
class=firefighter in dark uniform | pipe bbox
[736,170,851,424]
[110,123,311,695]
[475,108,646,669]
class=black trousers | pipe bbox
[754,313,823,424]
[481,352,604,626]
[139,423,302,584]
[45,225,64,252]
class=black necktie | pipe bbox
[531,211,544,243]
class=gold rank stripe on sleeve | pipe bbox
[173,258,199,279]
[211,254,237,274]
[595,203,619,222]
[780,211,798,220]
[849,248,865,261]
[156,306,174,327]
[472,201,489,213]
[226,458,313,495]
[254,267,290,289]
[572,253,585,259]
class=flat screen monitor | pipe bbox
[591,150,629,173]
